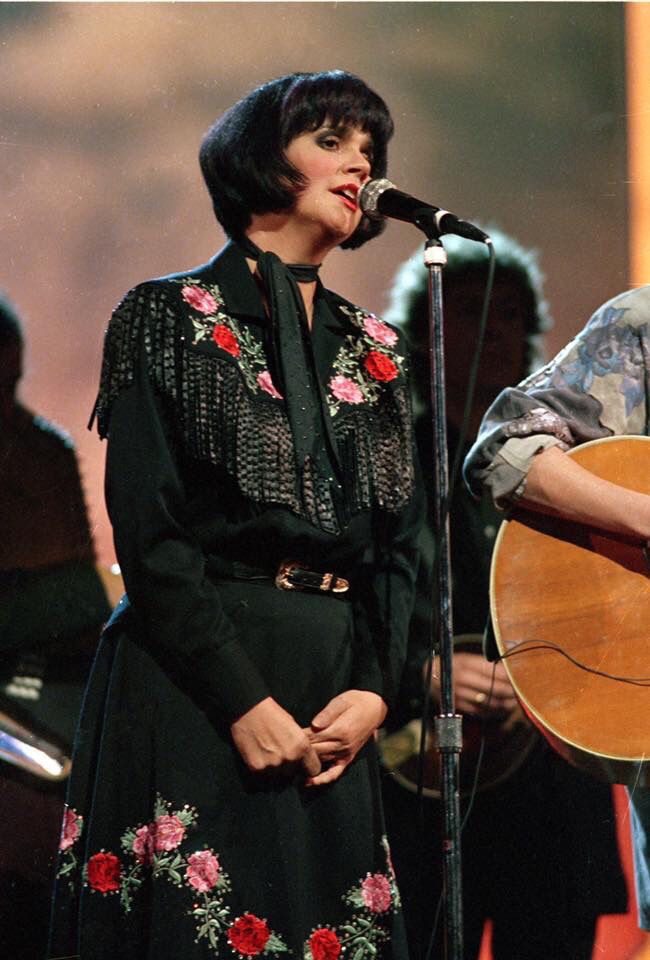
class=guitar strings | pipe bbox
[498,639,650,686]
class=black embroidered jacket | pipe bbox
[96,242,423,722]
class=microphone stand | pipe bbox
[417,222,464,960]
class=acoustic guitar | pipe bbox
[490,434,650,786]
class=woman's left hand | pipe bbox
[304,690,387,787]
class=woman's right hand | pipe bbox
[230,696,321,777]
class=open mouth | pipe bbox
[331,185,359,212]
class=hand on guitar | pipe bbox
[428,652,518,717]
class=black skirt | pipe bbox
[49,579,407,960]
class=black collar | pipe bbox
[204,241,268,321]
[196,241,360,340]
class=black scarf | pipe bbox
[236,237,341,486]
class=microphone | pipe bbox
[358,178,489,243]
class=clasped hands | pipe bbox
[230,690,387,787]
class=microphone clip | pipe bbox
[413,207,446,241]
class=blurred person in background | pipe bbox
[0,292,110,957]
[380,231,627,959]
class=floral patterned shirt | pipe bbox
[463,285,650,505]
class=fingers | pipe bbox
[231,698,324,775]
[308,706,363,751]
[310,694,349,731]
[310,738,342,756]
[305,757,349,788]
[310,691,386,741]
[444,653,518,716]
[456,685,518,717]
[300,744,322,778]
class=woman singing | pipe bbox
[49,71,422,960]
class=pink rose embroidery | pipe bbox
[59,807,82,852]
[329,375,364,405]
[360,872,392,913]
[154,814,186,852]
[257,370,283,399]
[185,849,221,892]
[363,315,398,346]
[132,824,156,865]
[182,285,218,315]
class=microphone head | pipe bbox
[358,178,395,219]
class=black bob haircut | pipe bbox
[199,70,394,250]
[0,292,23,348]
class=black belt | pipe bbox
[207,558,350,596]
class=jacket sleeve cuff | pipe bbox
[201,638,271,722]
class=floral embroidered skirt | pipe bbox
[48,581,407,960]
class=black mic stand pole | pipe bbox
[418,222,464,960]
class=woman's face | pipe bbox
[283,123,373,246]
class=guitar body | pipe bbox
[490,435,650,785]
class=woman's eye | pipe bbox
[320,136,339,150]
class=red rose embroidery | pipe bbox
[227,913,271,956]
[212,324,240,357]
[87,852,121,893]
[309,928,342,960]
[363,351,398,382]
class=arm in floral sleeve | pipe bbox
[464,288,650,507]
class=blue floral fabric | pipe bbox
[464,286,650,501]
[523,302,649,428]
